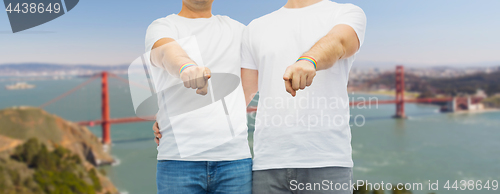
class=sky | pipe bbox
[0,0,499,67]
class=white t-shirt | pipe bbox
[145,14,251,161]
[241,0,366,170]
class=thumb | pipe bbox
[204,67,211,79]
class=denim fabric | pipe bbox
[157,158,252,194]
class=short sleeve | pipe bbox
[145,18,179,53]
[241,26,258,70]
[334,4,367,47]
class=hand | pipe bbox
[153,121,161,146]
[283,60,316,97]
[180,66,211,95]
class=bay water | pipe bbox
[1,77,498,194]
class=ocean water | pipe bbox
[1,77,499,194]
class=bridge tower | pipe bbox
[101,72,111,144]
[394,65,406,118]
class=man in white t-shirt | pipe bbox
[146,0,251,193]
[241,0,366,193]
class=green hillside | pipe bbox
[0,139,105,194]
[0,108,62,143]
[0,107,118,194]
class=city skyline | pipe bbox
[1,0,499,67]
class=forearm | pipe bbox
[241,68,258,106]
[150,38,195,77]
[303,24,360,71]
[303,36,344,71]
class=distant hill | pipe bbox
[426,70,500,96]
[0,63,128,72]
[0,63,129,77]
[352,61,500,70]
[366,69,500,96]
[0,107,118,194]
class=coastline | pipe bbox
[451,108,500,115]
[349,90,420,99]
[351,91,500,114]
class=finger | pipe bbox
[285,80,293,95]
[300,74,307,90]
[154,137,159,146]
[197,82,209,95]
[189,73,197,89]
[306,72,315,86]
[153,122,160,133]
[196,88,207,95]
[204,67,211,80]
[153,122,159,132]
[283,68,292,81]
[154,131,162,138]
[196,68,205,89]
[306,76,313,86]
[292,73,301,91]
[154,122,162,138]
[181,73,190,88]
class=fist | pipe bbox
[283,60,316,97]
[180,66,211,95]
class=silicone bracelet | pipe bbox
[179,63,196,74]
[297,56,317,69]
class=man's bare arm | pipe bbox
[241,68,258,107]
[150,38,211,95]
[283,24,360,96]
[151,38,190,75]
[150,38,214,145]
[305,24,360,70]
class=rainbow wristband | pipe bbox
[179,63,196,74]
[297,56,317,69]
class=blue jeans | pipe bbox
[157,158,252,194]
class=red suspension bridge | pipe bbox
[38,66,470,145]
[38,71,154,145]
